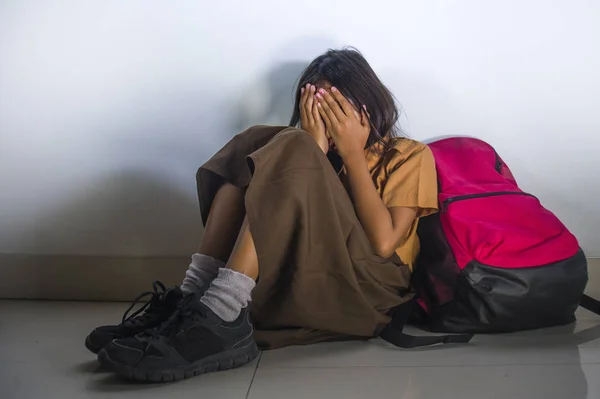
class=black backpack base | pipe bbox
[416,250,589,334]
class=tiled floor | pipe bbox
[2,301,600,399]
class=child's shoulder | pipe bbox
[384,138,433,167]
[388,137,429,154]
[366,137,432,169]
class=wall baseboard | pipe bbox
[1,253,599,301]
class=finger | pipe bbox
[317,94,340,128]
[311,97,322,127]
[317,89,346,122]
[300,86,314,127]
[345,97,362,121]
[299,88,306,123]
[317,100,333,129]
[304,83,314,111]
[299,88,307,125]
[299,89,305,120]
[300,83,309,110]
[330,87,357,118]
[305,85,316,123]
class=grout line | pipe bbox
[251,361,600,370]
[245,351,263,399]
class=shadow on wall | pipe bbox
[3,85,218,259]
[2,170,201,256]
[3,39,333,264]
[232,34,341,131]
[30,170,202,257]
[231,61,309,132]
[6,41,472,264]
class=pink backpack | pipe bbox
[381,137,597,347]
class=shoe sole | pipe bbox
[98,341,260,383]
[84,336,104,355]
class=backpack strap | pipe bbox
[379,300,474,348]
[580,294,600,315]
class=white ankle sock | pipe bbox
[200,268,256,322]
[180,253,224,295]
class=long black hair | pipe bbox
[289,47,401,151]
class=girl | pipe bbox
[88,48,438,382]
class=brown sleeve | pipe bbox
[381,144,439,218]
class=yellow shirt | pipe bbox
[357,138,438,270]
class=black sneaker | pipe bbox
[97,295,259,382]
[85,281,182,354]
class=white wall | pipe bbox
[1,0,599,257]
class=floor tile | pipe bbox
[260,329,600,369]
[500,319,600,347]
[1,360,94,399]
[0,300,258,399]
[0,301,125,362]
[258,306,600,369]
[2,299,600,398]
[248,363,600,399]
[576,307,600,321]
[1,357,259,399]
[82,358,259,399]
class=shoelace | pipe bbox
[150,294,207,339]
[120,281,168,325]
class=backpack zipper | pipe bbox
[441,191,537,213]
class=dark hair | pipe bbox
[289,47,401,151]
